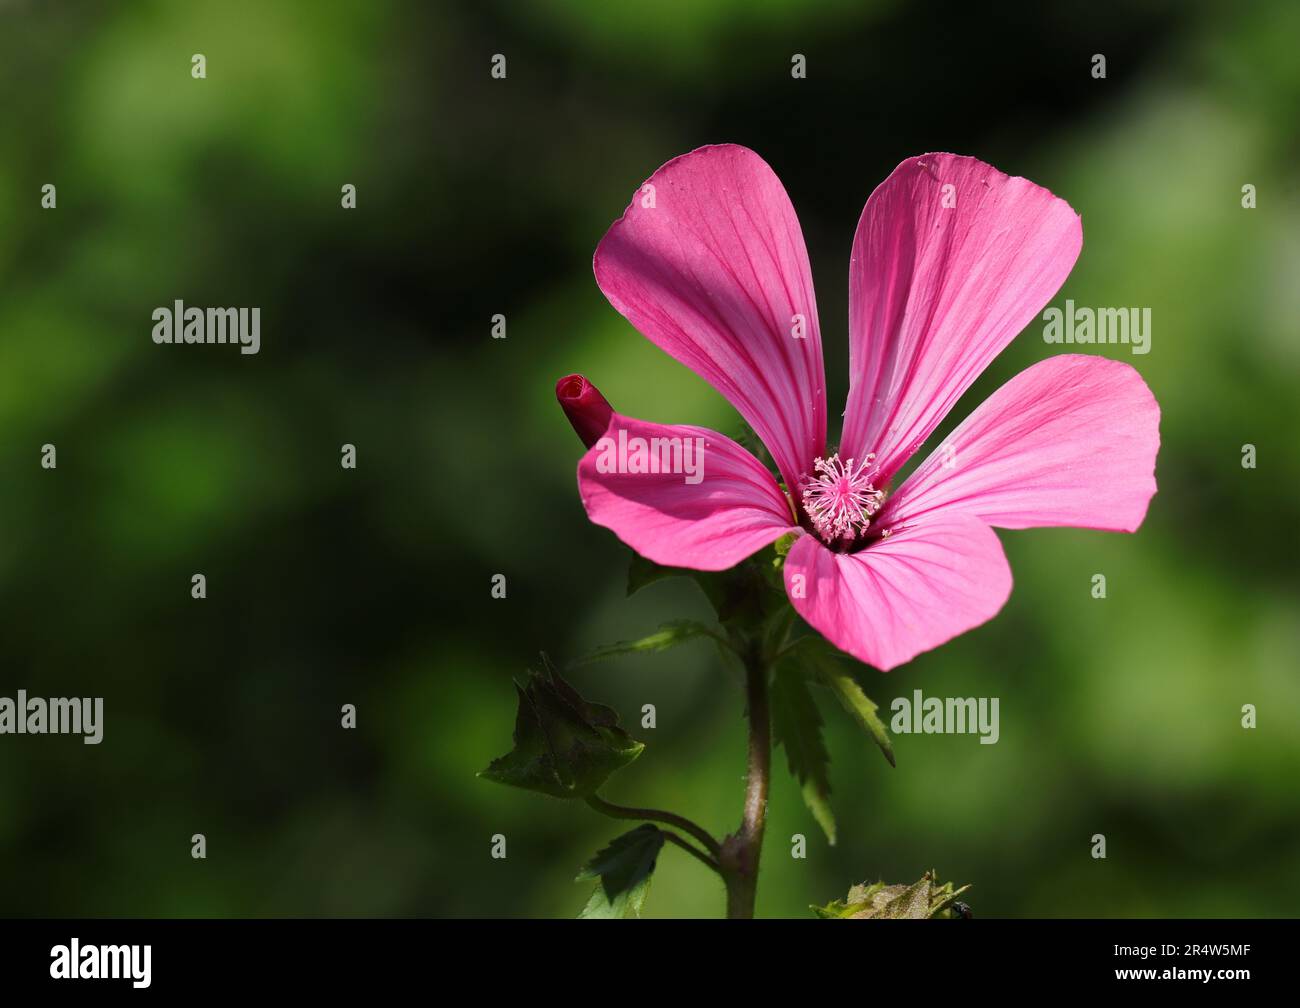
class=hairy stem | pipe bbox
[585,795,722,858]
[721,647,771,919]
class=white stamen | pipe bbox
[800,453,885,543]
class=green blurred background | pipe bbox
[1,0,1297,917]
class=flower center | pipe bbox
[800,453,885,544]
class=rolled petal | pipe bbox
[783,514,1012,672]
[593,144,826,491]
[556,373,615,448]
[578,413,795,571]
[841,153,1083,483]
[881,355,1159,531]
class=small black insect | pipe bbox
[952,901,973,919]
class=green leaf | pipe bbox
[625,552,774,628]
[761,603,797,663]
[770,663,836,845]
[479,656,644,799]
[573,619,719,665]
[812,871,972,919]
[816,663,895,768]
[576,824,665,918]
[791,636,895,768]
[626,555,731,617]
[626,553,686,597]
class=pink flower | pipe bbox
[565,145,1159,671]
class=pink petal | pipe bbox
[594,144,826,491]
[841,153,1083,483]
[578,413,795,571]
[882,355,1159,532]
[783,515,1012,672]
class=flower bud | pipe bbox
[555,373,614,448]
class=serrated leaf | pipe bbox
[859,877,933,919]
[576,824,665,918]
[574,619,718,665]
[770,663,836,844]
[817,664,895,768]
[791,636,895,768]
[479,658,644,799]
[812,871,972,919]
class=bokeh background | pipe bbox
[1,0,1297,918]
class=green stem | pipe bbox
[585,795,722,858]
[659,830,721,873]
[721,646,771,919]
